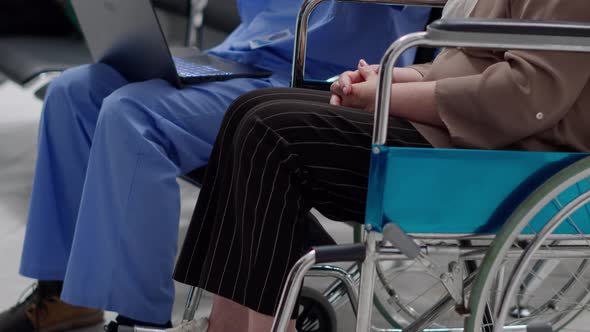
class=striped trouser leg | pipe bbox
[174,88,431,316]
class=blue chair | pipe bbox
[272,19,590,332]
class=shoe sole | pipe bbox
[39,311,104,332]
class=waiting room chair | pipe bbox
[272,18,590,332]
[0,0,240,100]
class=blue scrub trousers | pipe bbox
[19,63,281,323]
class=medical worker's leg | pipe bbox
[1,64,129,332]
[60,77,277,324]
[20,64,128,281]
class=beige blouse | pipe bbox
[409,0,590,152]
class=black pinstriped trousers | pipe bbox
[174,88,431,316]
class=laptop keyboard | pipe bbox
[173,57,232,78]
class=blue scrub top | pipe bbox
[209,0,431,83]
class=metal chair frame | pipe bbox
[271,18,590,332]
[186,0,209,49]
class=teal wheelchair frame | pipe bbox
[272,17,590,332]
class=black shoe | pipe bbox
[0,281,103,332]
[103,317,172,331]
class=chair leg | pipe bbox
[355,231,378,332]
[273,243,366,332]
[182,286,204,321]
[186,0,208,48]
[307,265,360,316]
[133,287,204,331]
[272,250,318,332]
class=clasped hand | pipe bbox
[330,59,378,111]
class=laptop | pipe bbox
[70,0,272,88]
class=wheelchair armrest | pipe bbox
[430,18,590,37]
[372,18,590,145]
[423,18,590,53]
[423,18,590,50]
[291,0,447,88]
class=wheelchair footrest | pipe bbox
[383,223,420,259]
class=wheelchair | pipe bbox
[270,12,590,332]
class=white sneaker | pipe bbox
[165,318,209,332]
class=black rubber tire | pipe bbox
[296,287,338,332]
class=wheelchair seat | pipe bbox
[369,147,590,235]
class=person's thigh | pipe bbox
[248,99,430,222]
[100,77,280,173]
[196,87,332,177]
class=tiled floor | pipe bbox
[1,79,589,332]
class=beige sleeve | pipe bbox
[433,0,590,149]
[407,63,433,78]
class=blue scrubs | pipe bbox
[19,0,429,324]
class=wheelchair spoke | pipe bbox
[546,198,590,295]
[466,158,590,332]
[373,248,470,329]
[517,266,565,305]
[402,280,443,311]
[478,300,590,332]
[512,303,590,325]
[507,192,590,327]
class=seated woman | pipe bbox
[172,0,590,331]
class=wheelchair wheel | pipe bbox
[297,286,337,332]
[467,156,590,332]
